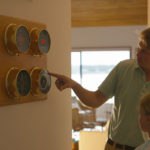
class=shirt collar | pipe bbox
[135,59,140,69]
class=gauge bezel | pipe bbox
[30,28,51,55]
[4,24,30,55]
[5,67,20,99]
[30,67,51,96]
[5,67,31,99]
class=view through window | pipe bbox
[71,49,131,104]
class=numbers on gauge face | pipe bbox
[16,70,31,96]
[16,26,30,53]
[38,30,51,54]
[39,70,51,94]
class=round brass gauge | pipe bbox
[5,67,31,98]
[30,28,51,55]
[30,67,51,95]
[4,24,30,55]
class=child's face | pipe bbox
[139,108,150,133]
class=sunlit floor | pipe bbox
[72,125,108,150]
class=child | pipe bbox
[135,93,150,150]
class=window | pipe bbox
[71,48,131,124]
[71,48,131,104]
[71,48,131,142]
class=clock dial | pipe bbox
[5,67,19,98]
[30,28,51,55]
[4,24,30,55]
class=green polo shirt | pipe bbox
[98,59,150,147]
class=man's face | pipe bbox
[137,40,150,71]
[139,108,150,133]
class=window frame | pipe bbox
[71,46,132,85]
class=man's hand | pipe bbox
[48,72,77,91]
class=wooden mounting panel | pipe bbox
[0,15,48,106]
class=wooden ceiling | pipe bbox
[71,0,147,27]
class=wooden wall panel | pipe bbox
[72,0,147,27]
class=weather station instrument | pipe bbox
[5,67,31,99]
[30,67,51,96]
[30,28,51,55]
[4,24,30,55]
[0,15,51,106]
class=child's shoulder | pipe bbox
[135,140,150,150]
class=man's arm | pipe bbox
[49,72,108,108]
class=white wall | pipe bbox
[148,0,150,26]
[0,0,71,150]
[72,26,147,57]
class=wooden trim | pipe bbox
[72,0,148,27]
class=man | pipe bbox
[49,28,150,150]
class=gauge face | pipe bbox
[16,26,30,53]
[16,70,31,96]
[39,70,51,94]
[38,30,51,54]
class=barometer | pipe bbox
[4,24,30,55]
[30,67,51,95]
[5,67,31,98]
[30,28,51,55]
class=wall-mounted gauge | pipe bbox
[5,67,31,98]
[30,28,51,55]
[30,67,51,95]
[4,24,30,55]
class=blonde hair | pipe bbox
[140,28,150,49]
[140,93,150,115]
